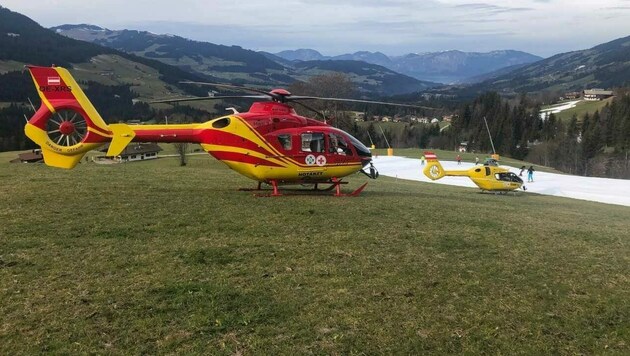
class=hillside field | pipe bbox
[541,98,614,121]
[0,151,628,354]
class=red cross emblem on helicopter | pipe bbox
[316,155,327,166]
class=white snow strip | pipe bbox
[372,156,630,207]
[540,100,581,114]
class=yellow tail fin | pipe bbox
[24,65,113,168]
[423,151,445,180]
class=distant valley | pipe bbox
[271,48,542,84]
[51,24,436,96]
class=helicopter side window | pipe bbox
[301,133,325,153]
[328,133,351,155]
[495,172,521,183]
[277,134,292,150]
[507,172,523,183]
[485,167,491,176]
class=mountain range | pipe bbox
[271,49,542,84]
[51,24,436,95]
[443,34,630,97]
[52,24,542,86]
[1,5,629,102]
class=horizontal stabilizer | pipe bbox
[106,124,136,156]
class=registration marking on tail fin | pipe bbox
[424,151,437,160]
[23,65,114,169]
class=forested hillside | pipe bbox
[346,91,630,179]
[454,35,630,96]
[527,93,630,178]
[292,60,436,95]
[445,92,630,178]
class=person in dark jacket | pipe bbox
[527,166,535,182]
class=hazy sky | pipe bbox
[3,0,629,57]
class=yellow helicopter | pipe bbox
[423,152,526,193]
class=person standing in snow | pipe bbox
[420,155,425,166]
[475,156,479,165]
[456,154,462,165]
[527,166,535,182]
[519,166,526,176]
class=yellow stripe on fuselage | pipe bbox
[198,116,363,181]
[201,145,362,182]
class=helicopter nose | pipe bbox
[361,156,372,168]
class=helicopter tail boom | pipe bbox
[422,151,472,180]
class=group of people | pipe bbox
[520,165,535,182]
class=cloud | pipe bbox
[1,0,629,57]
[452,3,533,14]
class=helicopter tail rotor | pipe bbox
[423,151,446,180]
[23,66,126,168]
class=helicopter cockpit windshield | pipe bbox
[344,132,371,158]
[495,172,523,183]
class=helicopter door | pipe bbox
[301,132,325,153]
[299,132,327,167]
[327,133,352,156]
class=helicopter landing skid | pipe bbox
[479,190,521,195]
[240,179,368,197]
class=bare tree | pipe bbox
[288,73,356,128]
[166,115,189,166]
[173,142,188,166]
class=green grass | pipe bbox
[1,151,628,354]
[0,60,25,74]
[542,98,614,121]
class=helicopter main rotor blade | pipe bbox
[179,81,272,96]
[291,100,326,120]
[175,81,438,110]
[288,96,436,110]
[150,95,269,104]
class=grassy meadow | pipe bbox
[542,98,614,121]
[0,150,629,354]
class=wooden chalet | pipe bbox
[9,149,43,164]
[99,143,162,162]
[583,89,613,101]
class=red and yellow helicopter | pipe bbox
[423,151,526,193]
[23,65,423,196]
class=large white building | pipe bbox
[583,89,613,101]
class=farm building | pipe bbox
[583,89,613,101]
[99,143,162,162]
